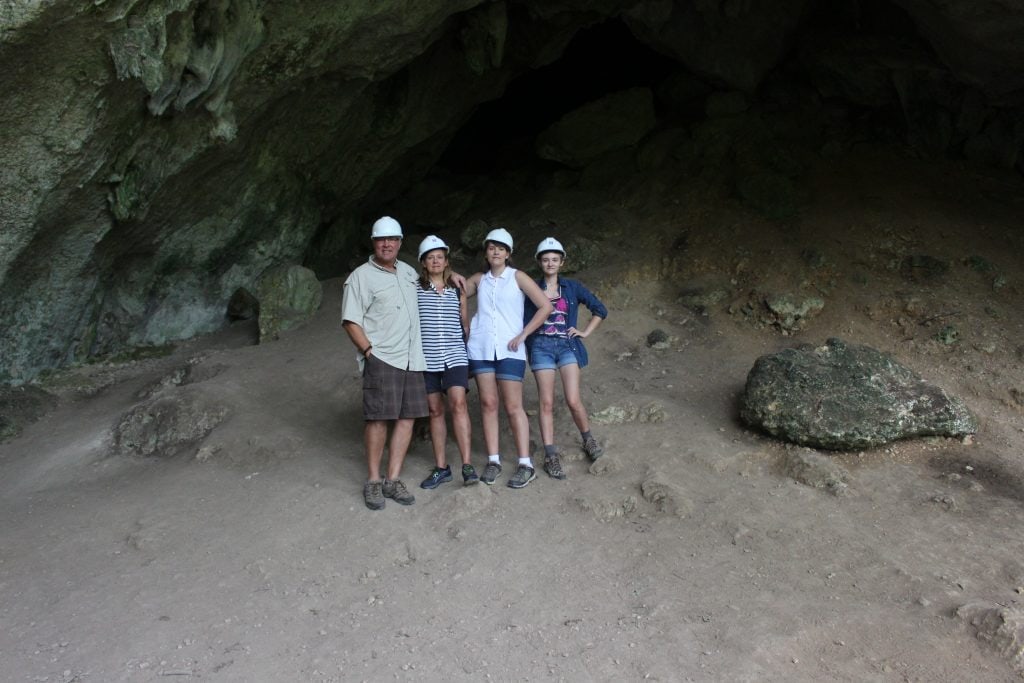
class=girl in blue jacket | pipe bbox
[524,237,608,479]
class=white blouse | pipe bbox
[467,268,526,361]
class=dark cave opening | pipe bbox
[774,0,939,143]
[437,18,680,175]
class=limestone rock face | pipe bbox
[0,0,504,382]
[740,338,977,449]
[256,264,323,342]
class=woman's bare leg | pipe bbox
[474,373,501,455]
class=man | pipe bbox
[342,216,428,510]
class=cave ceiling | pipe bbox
[1,0,1023,382]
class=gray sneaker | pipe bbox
[382,479,415,505]
[543,452,566,480]
[364,480,385,510]
[582,436,604,461]
[507,464,537,489]
[481,462,502,485]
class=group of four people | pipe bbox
[342,217,608,510]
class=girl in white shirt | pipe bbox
[463,228,552,489]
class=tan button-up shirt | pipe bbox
[342,257,426,372]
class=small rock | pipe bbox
[763,293,824,333]
[900,254,949,282]
[956,601,1024,672]
[781,448,850,495]
[646,329,670,347]
[934,324,959,345]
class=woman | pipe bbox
[525,237,608,479]
[415,235,478,488]
[462,228,552,489]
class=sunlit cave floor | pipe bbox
[2,146,1024,681]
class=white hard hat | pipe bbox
[535,237,566,259]
[418,235,449,260]
[371,216,403,239]
[483,227,514,252]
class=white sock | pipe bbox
[518,457,533,468]
[488,454,500,464]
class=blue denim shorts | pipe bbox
[468,357,526,382]
[529,335,578,371]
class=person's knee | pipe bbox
[449,395,468,414]
[566,397,585,414]
[503,403,524,418]
[428,403,446,420]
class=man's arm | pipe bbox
[342,320,374,358]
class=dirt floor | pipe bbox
[2,145,1024,682]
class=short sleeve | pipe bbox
[341,274,367,326]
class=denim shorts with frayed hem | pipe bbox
[468,357,526,382]
[529,335,578,371]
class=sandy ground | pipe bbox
[2,146,1024,682]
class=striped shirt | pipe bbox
[417,284,468,371]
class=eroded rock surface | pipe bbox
[112,391,228,457]
[957,601,1024,673]
[256,264,323,342]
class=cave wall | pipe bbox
[1,0,1023,383]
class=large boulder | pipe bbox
[740,338,977,449]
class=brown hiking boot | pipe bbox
[382,479,415,505]
[543,452,566,480]
[364,480,385,510]
[582,436,604,461]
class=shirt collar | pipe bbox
[368,255,399,272]
[486,267,513,281]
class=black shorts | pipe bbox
[362,355,429,421]
[424,365,469,395]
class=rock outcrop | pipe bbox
[112,390,229,458]
[255,264,323,342]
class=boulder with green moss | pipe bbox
[741,338,977,449]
